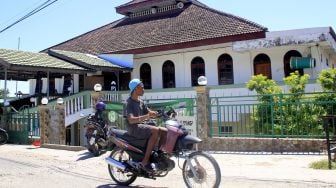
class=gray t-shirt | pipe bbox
[125,97,149,127]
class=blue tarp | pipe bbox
[98,54,133,68]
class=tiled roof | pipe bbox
[0,48,86,71]
[48,49,130,71]
[116,0,177,15]
[48,2,267,55]
[117,0,149,7]
[0,48,90,80]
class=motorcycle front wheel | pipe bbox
[108,148,137,186]
[0,130,8,145]
[182,151,221,188]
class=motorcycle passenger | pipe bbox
[125,79,167,172]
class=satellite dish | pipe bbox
[177,2,184,9]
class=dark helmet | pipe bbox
[96,101,106,111]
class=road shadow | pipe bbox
[97,184,168,188]
[76,150,108,161]
[76,151,96,161]
[26,147,39,150]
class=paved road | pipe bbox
[0,144,335,188]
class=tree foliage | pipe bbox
[246,72,327,137]
[315,68,336,115]
[284,71,310,95]
[0,89,9,99]
[317,68,336,92]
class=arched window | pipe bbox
[140,63,152,89]
[190,57,205,86]
[162,60,175,88]
[254,53,272,79]
[284,50,303,77]
[217,54,233,85]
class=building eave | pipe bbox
[105,31,266,54]
[233,27,336,53]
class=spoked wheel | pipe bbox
[182,151,221,188]
[108,148,137,186]
[87,136,100,156]
[0,130,8,145]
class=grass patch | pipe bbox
[309,159,336,170]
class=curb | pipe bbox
[41,144,86,151]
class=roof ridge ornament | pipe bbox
[151,7,157,14]
[177,2,184,9]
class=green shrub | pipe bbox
[309,160,336,170]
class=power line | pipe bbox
[0,0,46,26]
[0,0,59,34]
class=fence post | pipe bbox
[39,103,66,145]
[1,106,9,130]
[0,107,5,129]
[270,94,275,136]
[323,115,336,170]
[83,92,91,109]
[194,86,210,141]
[91,91,103,108]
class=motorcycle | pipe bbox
[84,113,109,156]
[105,107,221,187]
[0,128,8,145]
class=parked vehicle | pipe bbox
[0,128,8,145]
[105,107,221,187]
[84,101,110,156]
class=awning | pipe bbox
[97,54,133,68]
[290,57,316,69]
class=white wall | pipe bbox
[133,43,332,89]
[132,46,332,89]
[131,28,336,90]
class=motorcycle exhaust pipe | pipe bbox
[105,157,126,170]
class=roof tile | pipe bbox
[49,3,267,54]
[0,48,86,71]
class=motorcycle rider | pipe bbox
[95,101,106,128]
[125,78,167,172]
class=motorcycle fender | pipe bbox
[84,124,95,129]
[179,135,202,149]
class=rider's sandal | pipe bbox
[139,163,157,172]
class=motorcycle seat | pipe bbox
[111,129,147,149]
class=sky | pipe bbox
[0,0,335,96]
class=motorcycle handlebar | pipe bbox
[156,107,177,120]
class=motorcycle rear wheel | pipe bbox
[182,151,221,188]
[0,130,8,145]
[108,148,137,186]
[86,136,100,156]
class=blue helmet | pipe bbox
[129,78,142,93]
[95,101,106,111]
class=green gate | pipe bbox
[6,111,40,144]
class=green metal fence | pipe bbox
[103,97,197,130]
[5,111,39,144]
[209,92,336,138]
